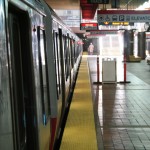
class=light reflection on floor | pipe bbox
[88,55,150,150]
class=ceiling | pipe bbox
[45,0,148,10]
[45,0,80,10]
[45,0,149,35]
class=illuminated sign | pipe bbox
[87,0,109,4]
[87,30,118,38]
[98,22,133,26]
[97,10,150,24]
[87,35,101,39]
[90,30,118,35]
[80,23,98,30]
[104,22,109,25]
[112,22,129,25]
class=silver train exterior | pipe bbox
[0,0,83,150]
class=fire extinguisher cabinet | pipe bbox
[102,58,117,83]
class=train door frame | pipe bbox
[8,4,38,150]
[74,40,78,63]
[70,38,76,80]
[65,33,71,82]
[70,37,75,69]
[63,35,68,81]
[67,34,73,90]
[37,25,51,125]
[53,31,61,99]
[58,28,65,106]
[62,33,71,106]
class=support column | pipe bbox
[138,32,146,59]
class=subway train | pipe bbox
[0,0,82,150]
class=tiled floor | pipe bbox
[88,56,150,150]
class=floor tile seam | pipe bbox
[127,71,150,86]
[100,126,150,128]
[93,87,150,90]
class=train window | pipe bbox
[72,39,75,64]
[53,31,61,99]
[37,26,50,125]
[74,41,77,63]
[56,33,62,95]
[70,38,74,68]
[63,36,67,79]
[63,35,70,81]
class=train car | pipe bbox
[0,0,82,150]
[42,1,83,149]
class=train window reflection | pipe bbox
[70,39,75,68]
[0,59,1,93]
[53,31,61,99]
[40,37,45,65]
[37,26,50,125]
[63,35,69,81]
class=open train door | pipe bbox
[8,5,38,150]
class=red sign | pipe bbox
[80,23,98,30]
[87,0,109,4]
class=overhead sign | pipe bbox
[97,10,150,24]
[87,30,118,39]
[87,35,101,39]
[80,23,98,30]
[99,22,134,26]
[90,30,118,35]
[87,0,109,4]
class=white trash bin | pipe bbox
[102,58,117,83]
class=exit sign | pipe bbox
[87,0,109,4]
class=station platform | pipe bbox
[60,54,150,150]
[60,55,97,150]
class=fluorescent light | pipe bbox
[136,1,150,10]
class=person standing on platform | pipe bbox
[88,43,94,55]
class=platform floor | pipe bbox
[88,55,150,150]
[60,54,150,150]
[60,56,97,150]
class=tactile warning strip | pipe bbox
[60,56,98,150]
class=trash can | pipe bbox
[102,58,116,83]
